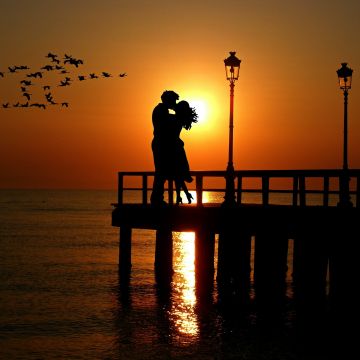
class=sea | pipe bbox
[0,189,341,359]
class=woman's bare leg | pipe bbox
[175,179,182,204]
[182,182,193,204]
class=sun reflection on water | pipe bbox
[170,231,199,339]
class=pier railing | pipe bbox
[117,169,360,208]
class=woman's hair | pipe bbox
[176,100,198,130]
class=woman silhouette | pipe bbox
[172,100,198,204]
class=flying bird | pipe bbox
[59,80,71,87]
[64,58,83,67]
[27,72,43,78]
[89,73,98,79]
[0,72,4,77]
[46,52,58,61]
[22,92,31,101]
[41,65,54,71]
[74,59,83,67]
[15,65,29,70]
[20,80,32,86]
[63,54,82,65]
[61,102,69,107]
[78,75,86,81]
[31,103,46,109]
[43,85,51,91]
[102,72,111,77]
[2,103,10,108]
[45,93,56,104]
[51,58,60,64]
[8,66,17,73]
[21,86,27,92]
[46,53,60,64]
[119,73,127,77]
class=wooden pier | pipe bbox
[112,169,360,315]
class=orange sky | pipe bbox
[1,0,360,189]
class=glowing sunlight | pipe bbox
[170,231,198,339]
[201,191,212,204]
[181,90,221,137]
[188,99,208,124]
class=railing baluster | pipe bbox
[292,176,298,206]
[323,176,329,207]
[262,176,269,206]
[118,173,123,206]
[196,175,203,207]
[237,176,243,205]
[299,176,306,206]
[142,174,147,205]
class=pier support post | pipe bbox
[195,228,215,296]
[328,210,358,326]
[293,227,328,316]
[254,228,288,312]
[217,228,251,302]
[119,226,132,275]
[155,228,173,284]
[326,209,358,355]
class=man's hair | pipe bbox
[161,90,179,103]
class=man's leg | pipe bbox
[151,174,166,204]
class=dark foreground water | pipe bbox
[0,190,337,359]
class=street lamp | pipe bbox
[336,62,353,207]
[223,51,241,205]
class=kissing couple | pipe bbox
[150,90,198,206]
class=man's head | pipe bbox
[161,90,179,109]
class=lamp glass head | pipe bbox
[337,62,353,90]
[224,51,241,81]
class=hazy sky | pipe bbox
[1,0,359,189]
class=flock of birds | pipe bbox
[0,52,127,110]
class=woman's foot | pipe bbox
[185,192,193,204]
[176,195,183,205]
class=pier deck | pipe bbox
[112,202,359,233]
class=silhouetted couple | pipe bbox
[150,90,198,206]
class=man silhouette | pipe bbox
[150,90,179,205]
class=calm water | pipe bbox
[0,190,334,359]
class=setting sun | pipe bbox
[182,90,221,134]
[188,99,208,124]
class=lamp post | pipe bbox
[223,51,241,205]
[336,62,353,207]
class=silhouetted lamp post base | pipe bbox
[223,51,241,207]
[338,172,352,208]
[336,62,354,207]
[224,163,236,206]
